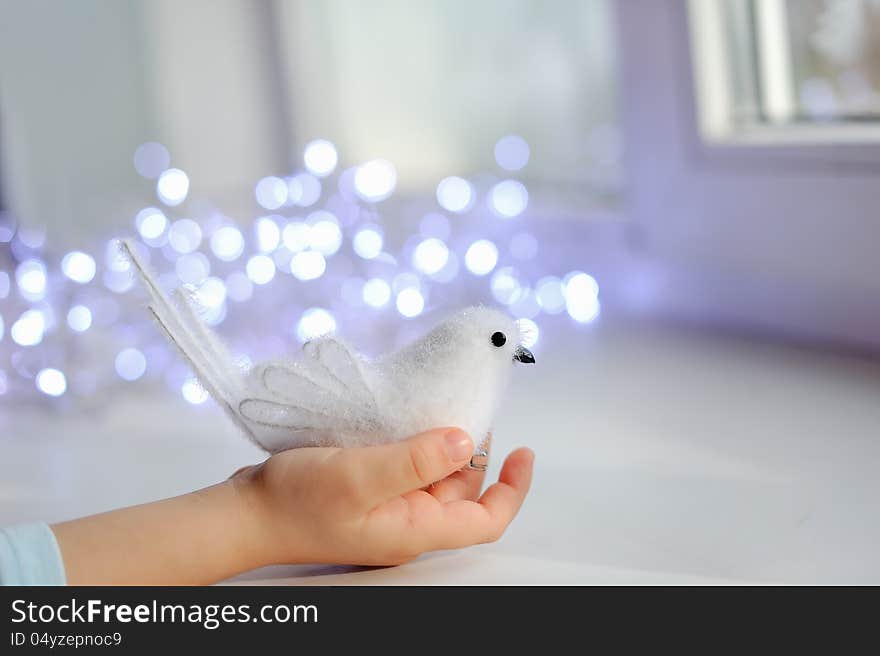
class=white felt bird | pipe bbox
[122,239,534,461]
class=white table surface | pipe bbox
[3,318,880,584]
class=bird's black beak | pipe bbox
[513,345,535,364]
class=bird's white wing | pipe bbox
[302,337,377,410]
[238,337,383,440]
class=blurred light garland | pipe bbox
[0,137,602,405]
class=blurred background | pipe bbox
[1,0,880,583]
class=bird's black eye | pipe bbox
[491,331,507,347]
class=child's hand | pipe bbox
[232,428,534,567]
[52,428,532,584]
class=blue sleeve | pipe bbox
[0,522,67,586]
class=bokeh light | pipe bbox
[412,238,449,275]
[494,135,530,171]
[36,368,66,397]
[436,176,475,213]
[564,271,601,323]
[133,142,171,179]
[16,259,47,301]
[136,207,168,241]
[307,211,343,256]
[255,217,281,253]
[103,269,135,294]
[464,240,498,276]
[210,226,245,262]
[489,180,528,218]
[246,254,276,285]
[396,287,425,318]
[536,276,566,314]
[491,267,523,305]
[303,139,338,177]
[200,303,227,327]
[255,176,288,210]
[181,377,209,405]
[282,222,311,253]
[156,168,190,206]
[509,287,541,319]
[175,252,211,285]
[297,308,337,342]
[354,160,397,202]
[66,305,92,332]
[17,226,45,249]
[564,271,600,299]
[290,250,326,280]
[11,309,45,346]
[3,136,607,401]
[567,294,600,323]
[362,278,391,308]
[61,251,96,284]
[194,277,227,309]
[115,348,147,382]
[168,219,202,254]
[352,226,384,260]
[287,173,322,207]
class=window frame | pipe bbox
[615,0,880,350]
[687,0,880,169]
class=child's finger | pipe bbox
[429,447,534,549]
[338,427,474,509]
[472,447,534,534]
[427,433,490,502]
[428,466,487,503]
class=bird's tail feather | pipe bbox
[172,286,242,386]
[120,239,262,448]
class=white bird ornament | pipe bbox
[122,240,535,468]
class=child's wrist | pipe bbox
[224,474,281,570]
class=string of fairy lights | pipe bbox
[0,136,601,405]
